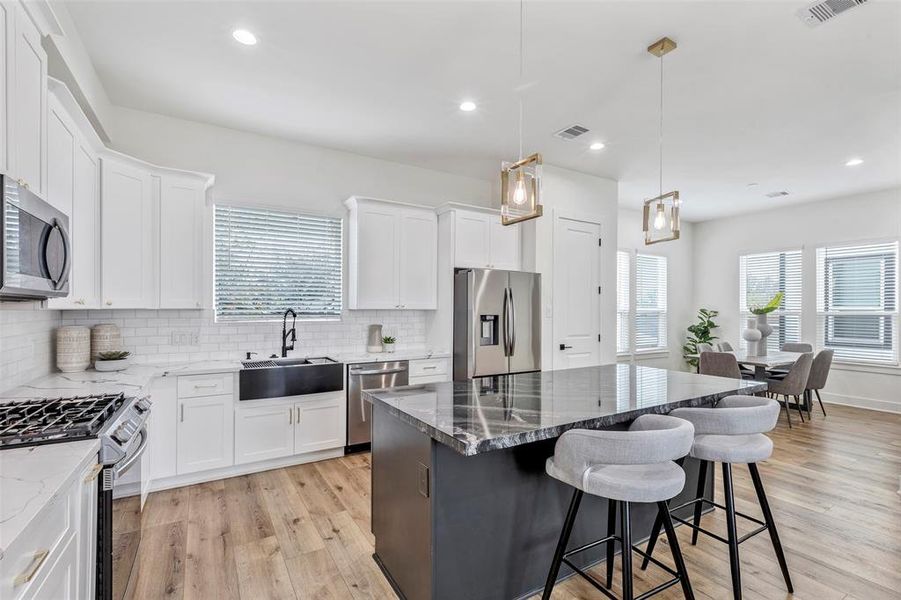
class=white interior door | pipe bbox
[553,215,601,370]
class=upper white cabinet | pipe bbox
[100,156,155,308]
[439,205,522,271]
[47,82,101,309]
[10,2,47,196]
[159,175,204,308]
[0,2,12,175]
[346,196,437,310]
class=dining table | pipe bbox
[689,348,810,409]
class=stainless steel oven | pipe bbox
[0,174,71,299]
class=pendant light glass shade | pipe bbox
[501,153,543,225]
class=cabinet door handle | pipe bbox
[422,366,437,370]
[180,404,185,422]
[14,549,50,585]
[296,407,301,423]
[193,383,218,389]
[289,407,293,425]
[84,463,103,483]
[105,300,112,306]
[75,299,86,305]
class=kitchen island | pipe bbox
[365,364,766,600]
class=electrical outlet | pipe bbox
[170,330,200,346]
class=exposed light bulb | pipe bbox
[653,204,666,230]
[512,177,527,206]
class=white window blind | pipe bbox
[616,251,630,354]
[739,250,802,352]
[214,204,343,321]
[816,241,898,365]
[635,254,667,352]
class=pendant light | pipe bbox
[500,0,543,226]
[642,36,681,245]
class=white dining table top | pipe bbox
[687,349,805,368]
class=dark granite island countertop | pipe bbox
[366,364,767,600]
[364,363,767,456]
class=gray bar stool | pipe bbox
[542,415,696,600]
[641,396,792,600]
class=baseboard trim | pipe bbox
[147,448,345,493]
[820,391,901,414]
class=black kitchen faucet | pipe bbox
[281,308,297,357]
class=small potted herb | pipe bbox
[94,350,131,372]
[381,336,396,353]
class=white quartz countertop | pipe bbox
[0,439,100,559]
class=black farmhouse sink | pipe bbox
[239,356,344,400]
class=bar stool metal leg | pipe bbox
[620,501,633,600]
[691,459,708,546]
[657,501,695,600]
[748,463,793,593]
[721,463,742,599]
[542,489,583,600]
[606,498,617,589]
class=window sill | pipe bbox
[831,361,901,377]
[214,316,343,324]
[618,350,670,361]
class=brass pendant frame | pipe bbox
[642,190,681,245]
[500,152,544,226]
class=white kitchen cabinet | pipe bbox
[441,206,521,270]
[45,96,74,216]
[294,395,344,454]
[10,3,47,196]
[27,533,77,600]
[176,393,234,475]
[0,2,11,175]
[77,461,99,600]
[346,196,437,310]
[148,377,177,481]
[235,404,295,464]
[100,157,156,308]
[159,175,204,308]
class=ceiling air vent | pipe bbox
[554,124,589,141]
[798,0,868,27]
[765,191,790,198]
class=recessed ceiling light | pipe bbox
[232,29,257,45]
[845,158,863,167]
[459,101,477,112]
[589,142,605,151]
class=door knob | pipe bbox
[559,344,573,350]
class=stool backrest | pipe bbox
[782,342,813,353]
[699,351,742,379]
[671,396,780,435]
[807,349,834,390]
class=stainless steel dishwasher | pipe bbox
[347,360,409,450]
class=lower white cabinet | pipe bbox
[234,392,345,464]
[176,393,234,475]
[148,377,177,481]
[235,404,295,464]
[295,396,344,453]
[27,533,77,600]
[77,461,98,600]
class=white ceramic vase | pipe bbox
[755,312,773,356]
[742,317,762,356]
[91,323,122,364]
[383,343,396,353]
[56,326,91,373]
[94,358,130,372]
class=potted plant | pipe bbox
[749,292,783,356]
[682,308,719,368]
[382,336,397,353]
[94,350,131,372]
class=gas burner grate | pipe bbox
[0,392,127,449]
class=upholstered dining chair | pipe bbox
[717,342,755,378]
[805,349,834,417]
[699,352,743,379]
[781,342,813,352]
[766,353,813,428]
[696,343,714,354]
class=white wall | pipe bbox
[522,165,619,369]
[693,187,901,413]
[617,209,695,371]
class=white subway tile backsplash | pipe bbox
[0,302,61,392]
[59,308,431,363]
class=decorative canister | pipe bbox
[91,323,122,364]
[56,326,91,372]
[741,317,762,356]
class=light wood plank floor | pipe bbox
[125,404,901,599]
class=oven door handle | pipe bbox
[115,427,148,478]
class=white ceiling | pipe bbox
[64,0,901,221]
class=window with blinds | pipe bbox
[739,250,802,352]
[616,251,630,354]
[214,204,343,321]
[635,254,667,352]
[816,241,898,365]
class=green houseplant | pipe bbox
[750,292,783,315]
[682,309,719,368]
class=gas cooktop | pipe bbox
[0,393,129,449]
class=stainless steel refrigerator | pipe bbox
[453,268,541,380]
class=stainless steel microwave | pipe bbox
[0,174,71,299]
